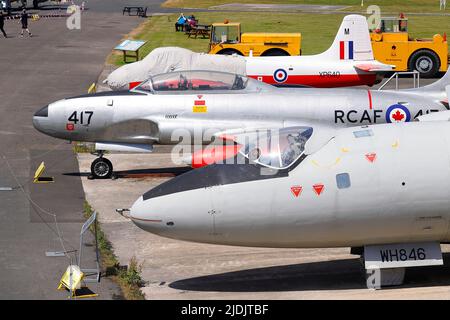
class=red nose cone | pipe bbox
[191,145,241,168]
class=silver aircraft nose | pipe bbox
[32,105,51,135]
[34,105,49,117]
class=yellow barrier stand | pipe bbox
[58,265,84,292]
[88,82,97,94]
[57,265,98,299]
[33,162,54,183]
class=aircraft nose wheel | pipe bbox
[90,157,114,179]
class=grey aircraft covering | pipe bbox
[106,47,246,91]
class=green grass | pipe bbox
[162,0,450,13]
[110,11,450,66]
[83,201,146,300]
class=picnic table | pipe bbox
[122,6,147,17]
[187,24,211,39]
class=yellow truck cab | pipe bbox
[208,22,301,56]
[370,15,448,77]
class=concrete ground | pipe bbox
[78,132,450,299]
[0,0,171,299]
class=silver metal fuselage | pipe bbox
[130,122,450,248]
[33,87,446,147]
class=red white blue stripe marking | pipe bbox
[339,41,354,60]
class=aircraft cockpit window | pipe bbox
[135,79,153,92]
[240,127,313,170]
[135,71,249,93]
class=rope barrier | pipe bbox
[1,152,85,262]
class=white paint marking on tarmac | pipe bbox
[0,131,18,135]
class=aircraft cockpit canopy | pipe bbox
[134,70,272,94]
[240,127,314,170]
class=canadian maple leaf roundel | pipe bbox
[385,104,411,123]
[391,110,405,122]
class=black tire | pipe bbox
[33,0,39,9]
[261,49,290,56]
[408,49,440,78]
[216,49,243,56]
[90,157,113,179]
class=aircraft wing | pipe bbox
[93,118,160,153]
[354,63,394,72]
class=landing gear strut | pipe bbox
[89,151,114,179]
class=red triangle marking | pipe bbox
[313,184,324,196]
[365,153,377,163]
[290,186,302,197]
[197,94,203,99]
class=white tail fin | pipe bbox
[416,68,450,93]
[406,68,450,102]
[319,14,374,61]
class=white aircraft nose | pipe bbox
[130,171,215,242]
[129,196,167,235]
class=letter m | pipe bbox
[344,28,350,35]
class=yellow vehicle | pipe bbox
[208,22,301,56]
[370,16,448,77]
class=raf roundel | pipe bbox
[273,68,288,83]
[385,104,411,123]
